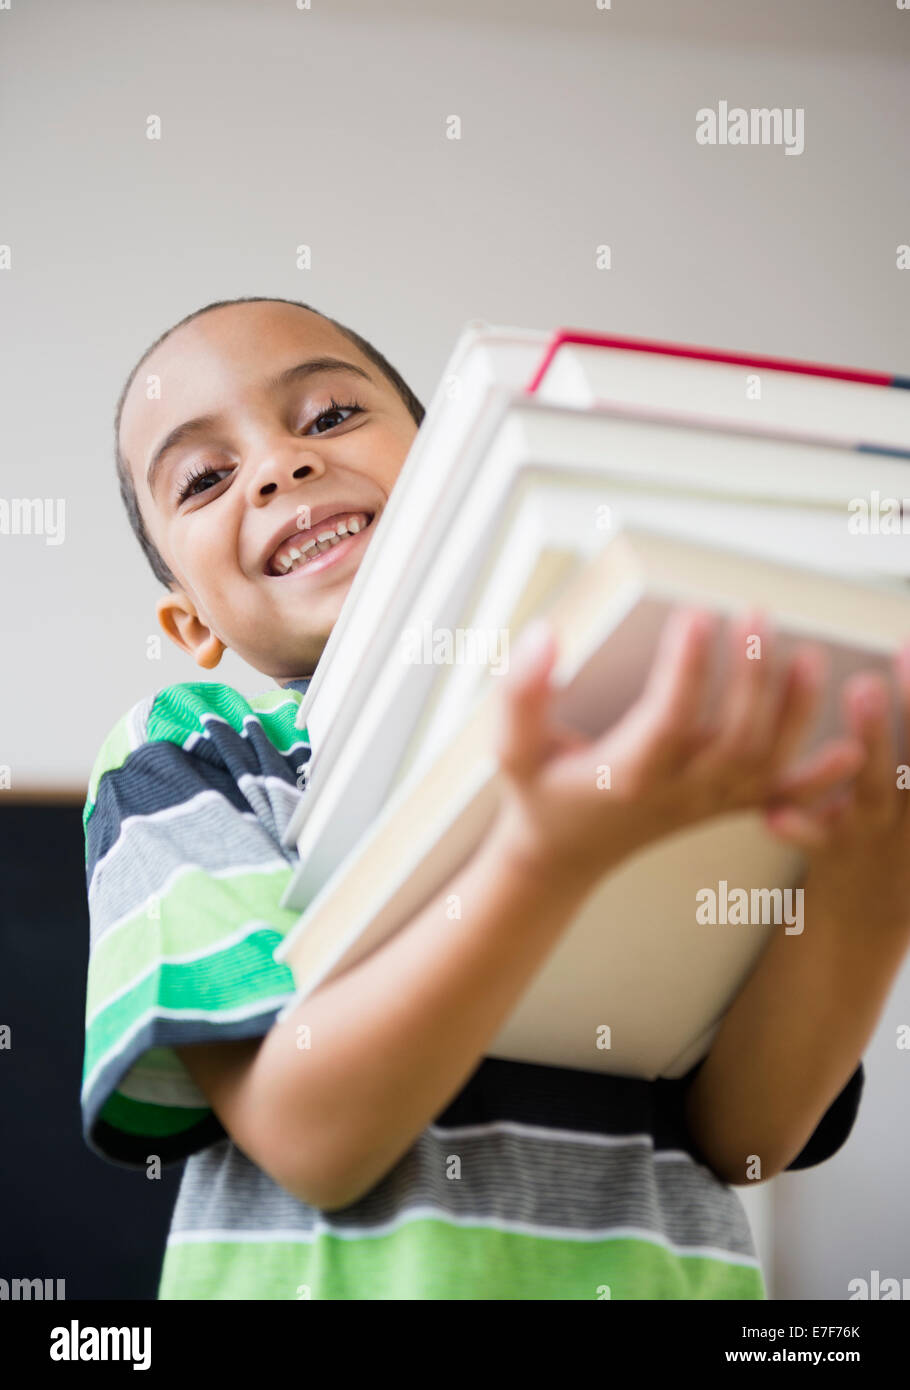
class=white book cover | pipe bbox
[534,335,910,455]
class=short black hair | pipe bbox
[114,295,425,587]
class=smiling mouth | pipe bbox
[266,511,376,577]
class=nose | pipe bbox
[245,437,327,507]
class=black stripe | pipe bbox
[92,1112,225,1168]
[86,730,310,875]
[435,1056,703,1154]
[435,1056,865,1169]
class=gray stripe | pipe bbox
[168,1129,756,1258]
[235,772,307,851]
[89,793,289,944]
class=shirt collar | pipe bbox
[282,676,312,698]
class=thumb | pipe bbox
[495,618,558,781]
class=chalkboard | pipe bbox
[0,802,182,1301]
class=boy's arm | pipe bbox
[685,664,910,1185]
[177,815,595,1211]
[683,900,907,1185]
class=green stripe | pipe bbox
[83,680,308,829]
[158,1223,766,1300]
[86,863,299,1017]
[146,682,306,754]
[83,927,295,1084]
[100,1089,210,1138]
[249,688,308,717]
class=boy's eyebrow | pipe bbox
[268,356,373,393]
[145,357,374,499]
[146,414,219,499]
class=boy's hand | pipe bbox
[764,645,910,938]
[493,607,864,889]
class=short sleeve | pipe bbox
[671,1059,865,1176]
[783,1061,865,1171]
[80,694,303,1169]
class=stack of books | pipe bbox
[273,324,910,1080]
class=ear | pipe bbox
[156,589,226,670]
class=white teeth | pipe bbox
[271,511,371,573]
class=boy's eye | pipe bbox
[305,401,363,435]
[177,466,231,503]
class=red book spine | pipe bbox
[525,329,901,395]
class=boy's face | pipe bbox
[119,301,419,682]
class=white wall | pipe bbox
[772,973,910,1300]
[1,0,907,1298]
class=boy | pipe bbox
[81,296,910,1300]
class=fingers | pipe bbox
[769,737,866,804]
[624,609,826,791]
[713,610,775,755]
[766,645,827,772]
[768,665,902,844]
[547,717,591,757]
[697,617,858,802]
[688,611,799,789]
[710,616,823,769]
[621,607,717,767]
[842,671,895,818]
[495,618,558,781]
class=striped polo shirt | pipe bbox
[80,678,864,1300]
